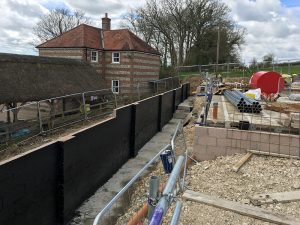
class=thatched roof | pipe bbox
[0,53,109,104]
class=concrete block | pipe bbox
[193,143,206,153]
[291,136,300,148]
[217,138,232,147]
[207,127,227,139]
[240,131,250,140]
[194,136,199,145]
[226,147,240,156]
[250,141,260,150]
[232,130,242,140]
[229,139,241,148]
[261,133,270,143]
[250,132,261,142]
[196,126,208,137]
[279,135,290,146]
[290,147,300,157]
[279,145,290,155]
[201,137,217,146]
[241,140,251,149]
[226,129,234,138]
[207,146,226,157]
[269,144,280,154]
[270,134,280,145]
[260,143,270,152]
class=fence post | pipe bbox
[82,93,87,120]
[37,101,43,133]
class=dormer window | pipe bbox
[91,51,98,62]
[112,52,120,63]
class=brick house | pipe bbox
[37,13,160,95]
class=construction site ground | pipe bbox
[113,96,300,225]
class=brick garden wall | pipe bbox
[194,125,300,161]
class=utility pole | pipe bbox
[216,26,220,74]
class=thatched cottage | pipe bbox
[0,53,109,124]
[36,13,161,95]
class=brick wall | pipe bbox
[194,125,300,161]
[39,48,85,60]
[39,48,160,94]
[103,51,160,94]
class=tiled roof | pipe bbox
[37,24,160,55]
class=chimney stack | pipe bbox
[102,13,111,30]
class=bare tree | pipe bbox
[33,8,92,44]
[123,0,245,68]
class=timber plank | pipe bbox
[183,190,300,225]
[250,191,300,206]
[232,152,253,172]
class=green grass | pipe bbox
[178,64,300,78]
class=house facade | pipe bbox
[37,13,161,95]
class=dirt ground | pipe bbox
[112,96,300,225]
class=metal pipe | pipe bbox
[93,144,171,225]
[170,201,182,225]
[171,121,182,151]
[149,156,185,225]
[148,176,160,220]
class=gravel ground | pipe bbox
[111,96,300,225]
[172,154,300,225]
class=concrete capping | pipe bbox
[58,135,75,142]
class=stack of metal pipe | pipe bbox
[224,90,262,113]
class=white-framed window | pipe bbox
[112,80,120,94]
[112,52,120,63]
[91,50,98,62]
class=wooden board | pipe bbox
[183,190,300,225]
[232,152,253,172]
[248,150,300,159]
[250,191,300,206]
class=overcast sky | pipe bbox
[1,0,300,63]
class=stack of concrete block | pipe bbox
[194,125,300,161]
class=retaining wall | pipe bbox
[194,125,300,161]
[0,83,189,225]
